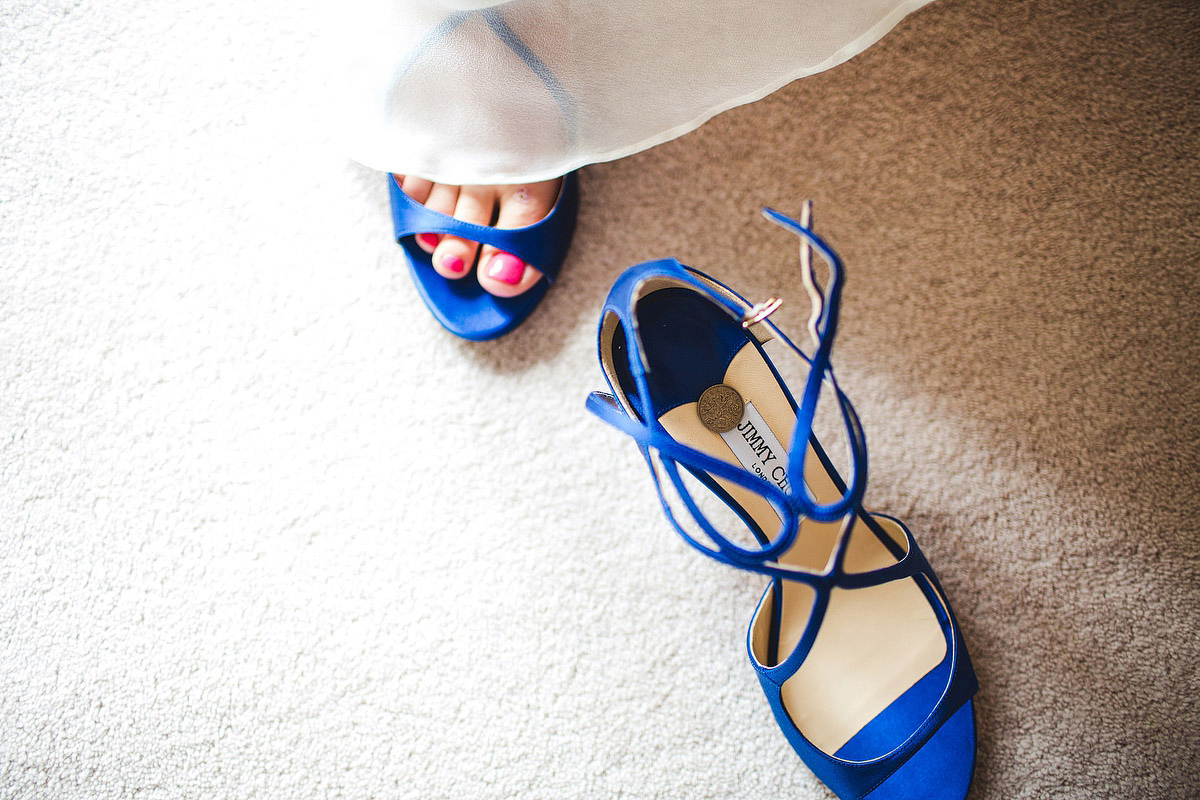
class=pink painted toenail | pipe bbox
[442,253,465,273]
[486,253,525,285]
[418,233,440,249]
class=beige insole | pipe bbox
[658,344,947,756]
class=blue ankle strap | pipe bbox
[759,208,867,524]
[587,389,797,570]
[588,206,868,574]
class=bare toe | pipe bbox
[421,183,468,278]
[476,178,563,298]
[399,175,434,205]
[430,185,495,280]
[396,176,442,253]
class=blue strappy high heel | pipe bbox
[586,203,978,800]
[388,172,580,341]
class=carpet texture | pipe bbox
[2,1,1197,798]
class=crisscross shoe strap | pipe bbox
[588,204,868,571]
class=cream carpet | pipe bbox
[2,0,1197,798]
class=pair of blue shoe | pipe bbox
[391,181,979,799]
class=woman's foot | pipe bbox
[392,175,565,299]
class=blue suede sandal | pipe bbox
[586,203,978,800]
[388,171,580,341]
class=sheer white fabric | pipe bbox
[339,0,935,184]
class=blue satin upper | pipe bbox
[587,208,979,799]
[388,171,580,340]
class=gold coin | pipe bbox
[697,384,745,433]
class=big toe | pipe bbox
[477,178,563,299]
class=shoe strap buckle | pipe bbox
[742,200,827,349]
[741,297,783,328]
